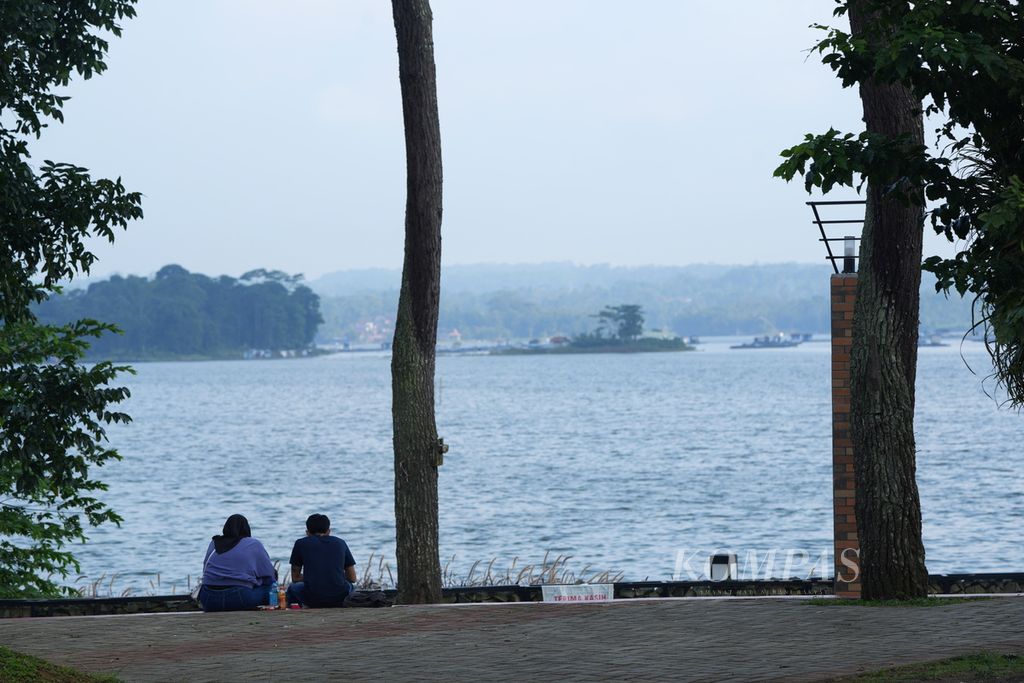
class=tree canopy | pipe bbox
[35,266,323,358]
[1,0,141,596]
[594,304,645,341]
[775,0,1024,406]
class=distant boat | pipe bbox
[919,335,949,348]
[730,334,802,350]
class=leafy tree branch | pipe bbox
[1,0,141,596]
[776,0,1024,406]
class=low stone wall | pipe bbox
[445,579,836,603]
[0,594,196,619]
[2,574,1020,618]
[616,579,835,599]
[929,572,1024,595]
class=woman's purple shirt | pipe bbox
[201,537,276,588]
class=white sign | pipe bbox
[541,584,615,603]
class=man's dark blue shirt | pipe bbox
[289,535,355,607]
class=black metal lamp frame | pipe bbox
[808,200,866,274]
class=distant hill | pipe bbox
[311,262,735,297]
[311,263,975,343]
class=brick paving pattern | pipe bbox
[1,596,1022,682]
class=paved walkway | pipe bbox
[1,596,1022,682]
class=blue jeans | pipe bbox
[199,584,269,612]
[287,581,350,608]
[286,581,304,606]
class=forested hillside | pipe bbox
[312,263,974,342]
[35,265,322,359]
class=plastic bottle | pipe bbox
[269,581,279,608]
[278,584,287,609]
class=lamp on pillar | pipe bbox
[843,236,857,274]
[807,199,865,599]
[808,200,864,274]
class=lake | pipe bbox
[73,338,1023,593]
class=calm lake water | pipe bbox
[74,339,1022,592]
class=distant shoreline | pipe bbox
[88,343,701,362]
[493,343,695,356]
[81,349,331,364]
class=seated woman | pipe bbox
[198,514,276,612]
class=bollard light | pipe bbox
[706,553,738,581]
[843,235,857,273]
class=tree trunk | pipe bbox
[390,0,443,604]
[848,0,929,600]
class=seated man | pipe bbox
[286,513,357,608]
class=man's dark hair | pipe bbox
[306,513,330,534]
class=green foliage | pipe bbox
[835,651,1024,682]
[564,335,690,353]
[593,304,644,341]
[776,0,1024,406]
[556,304,693,352]
[35,266,324,358]
[1,0,141,596]
[776,128,935,198]
[0,646,120,683]
[0,0,143,317]
[0,321,131,597]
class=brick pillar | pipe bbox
[831,273,860,598]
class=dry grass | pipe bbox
[355,551,396,589]
[71,574,137,598]
[357,551,625,590]
[443,551,625,588]
[69,553,625,596]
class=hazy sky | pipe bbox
[33,0,956,280]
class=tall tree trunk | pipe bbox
[848,0,929,600]
[391,0,443,605]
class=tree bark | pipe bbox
[848,0,929,600]
[391,0,443,604]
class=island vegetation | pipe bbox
[497,304,692,354]
[34,265,323,360]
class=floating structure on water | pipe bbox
[730,333,805,350]
[918,335,950,348]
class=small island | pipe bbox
[494,305,694,355]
